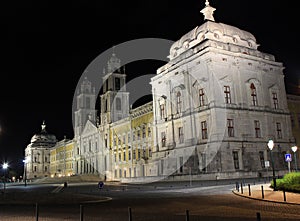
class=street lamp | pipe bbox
[23,158,28,187]
[267,140,276,190]
[291,146,298,172]
[2,162,8,192]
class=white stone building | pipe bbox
[25,122,57,179]
[149,1,293,179]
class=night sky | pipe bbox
[0,0,299,174]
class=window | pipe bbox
[149,148,152,157]
[199,88,205,107]
[86,97,90,109]
[95,141,98,151]
[291,115,295,128]
[201,121,208,139]
[254,120,261,138]
[34,156,37,163]
[115,77,120,90]
[34,166,37,172]
[45,157,47,162]
[118,153,121,161]
[123,151,126,161]
[161,132,166,147]
[116,98,121,110]
[250,83,257,106]
[133,150,136,160]
[160,104,165,119]
[114,153,116,162]
[148,127,151,137]
[276,122,282,139]
[224,86,231,104]
[123,135,126,144]
[89,140,92,152]
[137,130,141,140]
[138,149,141,160]
[178,127,184,144]
[45,166,48,172]
[119,169,122,178]
[128,133,131,143]
[227,119,234,137]
[142,126,146,138]
[259,151,265,168]
[233,151,239,169]
[128,151,131,160]
[272,92,278,109]
[176,91,182,113]
[105,99,108,112]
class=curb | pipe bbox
[232,189,300,206]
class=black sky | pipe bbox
[0,0,299,173]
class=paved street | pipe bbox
[1,179,300,220]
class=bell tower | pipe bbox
[74,77,97,137]
[100,52,129,125]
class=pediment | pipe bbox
[82,120,98,135]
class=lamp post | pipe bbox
[2,162,8,192]
[267,140,276,190]
[23,158,28,187]
[291,146,298,172]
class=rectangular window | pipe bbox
[142,126,146,138]
[254,120,261,138]
[259,151,265,168]
[276,122,282,139]
[118,153,121,161]
[115,77,120,91]
[123,151,126,161]
[176,91,182,113]
[138,149,141,160]
[137,131,141,140]
[178,127,184,144]
[199,88,205,107]
[160,104,165,119]
[149,148,152,158]
[133,150,136,160]
[161,132,166,147]
[224,86,231,104]
[201,121,208,139]
[128,151,131,161]
[148,127,151,137]
[250,84,257,106]
[128,133,131,143]
[114,153,116,162]
[272,92,278,109]
[227,119,234,137]
[233,151,239,170]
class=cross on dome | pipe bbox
[201,0,216,22]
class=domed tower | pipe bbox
[24,121,57,179]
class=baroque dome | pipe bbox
[169,1,258,60]
[30,122,57,147]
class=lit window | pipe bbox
[201,121,208,139]
[233,151,239,169]
[254,120,261,138]
[176,91,182,113]
[227,119,234,137]
[161,132,166,147]
[224,86,231,104]
[199,88,205,107]
[272,93,278,109]
[178,127,184,144]
[276,122,282,139]
[259,151,265,168]
[250,83,258,106]
[160,103,165,119]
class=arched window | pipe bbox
[250,83,258,106]
[116,98,121,110]
[176,91,182,113]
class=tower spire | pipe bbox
[200,0,216,22]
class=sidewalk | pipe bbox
[233,183,300,205]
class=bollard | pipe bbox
[261,186,264,199]
[80,205,84,221]
[35,203,39,221]
[241,183,243,194]
[186,210,190,221]
[248,184,251,196]
[283,190,286,202]
[128,207,132,221]
[256,212,261,221]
